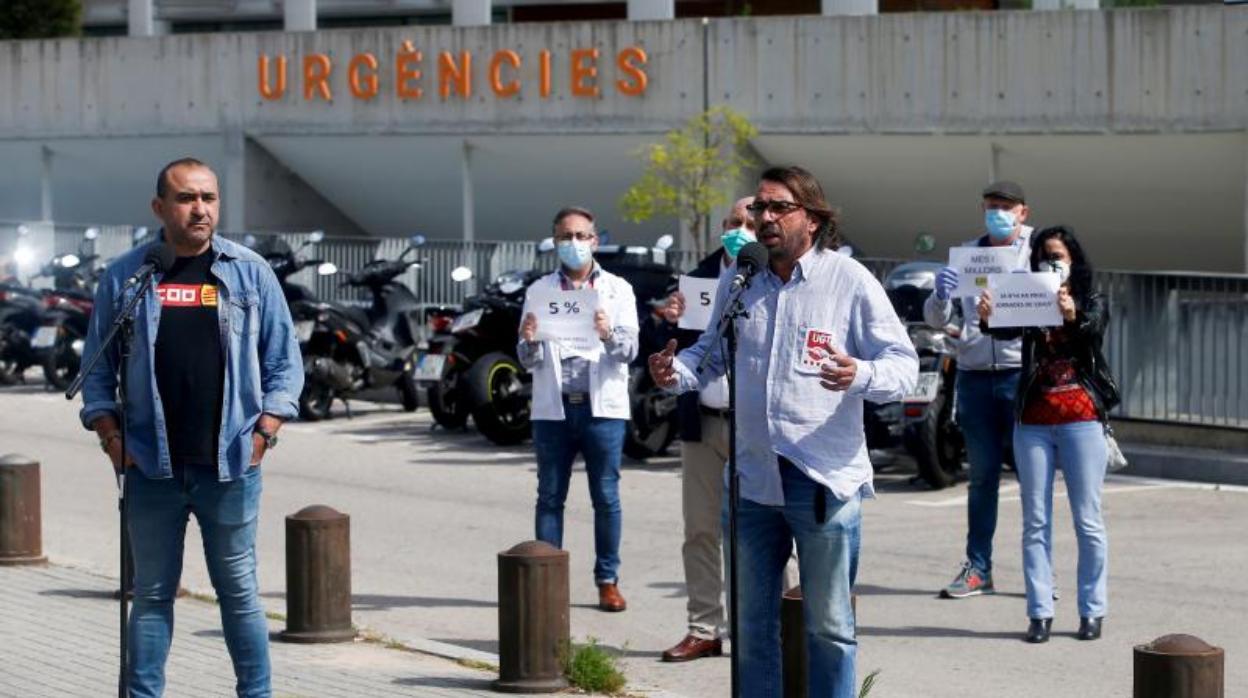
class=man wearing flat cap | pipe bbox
[924,181,1035,599]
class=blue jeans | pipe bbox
[734,460,860,698]
[955,369,1021,574]
[532,400,626,585]
[125,464,269,698]
[1014,421,1109,620]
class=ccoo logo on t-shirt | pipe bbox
[157,284,218,308]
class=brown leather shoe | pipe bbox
[597,583,627,612]
[661,634,723,662]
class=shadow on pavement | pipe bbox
[857,625,1022,641]
[394,676,497,689]
[431,638,500,655]
[39,588,116,600]
[260,591,498,611]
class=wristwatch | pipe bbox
[255,427,279,450]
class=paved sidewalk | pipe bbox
[0,563,500,698]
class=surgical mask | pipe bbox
[557,240,593,270]
[720,227,756,259]
[1046,258,1071,284]
[984,209,1017,241]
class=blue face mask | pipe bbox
[720,227,756,259]
[984,209,1017,241]
[557,240,593,270]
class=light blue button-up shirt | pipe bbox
[671,246,918,506]
[79,233,304,482]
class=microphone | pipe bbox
[729,241,768,291]
[124,244,176,287]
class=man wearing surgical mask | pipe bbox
[518,206,639,613]
[924,181,1035,599]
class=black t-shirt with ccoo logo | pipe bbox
[154,249,225,467]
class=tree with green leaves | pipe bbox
[619,106,758,257]
[0,0,83,40]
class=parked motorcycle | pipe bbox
[866,261,966,489]
[297,234,427,420]
[0,227,44,383]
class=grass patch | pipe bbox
[563,638,627,695]
[859,668,881,697]
[456,658,500,673]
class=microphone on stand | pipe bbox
[124,244,176,287]
[728,241,769,292]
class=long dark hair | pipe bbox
[1030,225,1094,301]
[758,165,841,251]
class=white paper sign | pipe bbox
[524,287,602,359]
[987,272,1063,328]
[949,247,1022,298]
[677,276,720,331]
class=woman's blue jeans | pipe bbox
[1014,421,1109,620]
[125,464,269,698]
[733,459,861,698]
[532,401,626,585]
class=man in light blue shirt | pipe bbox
[650,166,918,697]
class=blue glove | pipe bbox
[934,266,958,301]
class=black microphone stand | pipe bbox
[66,273,156,698]
[696,281,750,698]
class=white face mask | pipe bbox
[1046,259,1071,284]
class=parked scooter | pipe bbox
[297,235,427,420]
[865,260,966,489]
[0,228,44,384]
[30,230,103,390]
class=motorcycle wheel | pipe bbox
[299,380,336,421]
[0,331,22,385]
[41,335,80,392]
[467,352,530,446]
[398,373,420,412]
[909,390,965,490]
[624,366,677,460]
[428,366,470,430]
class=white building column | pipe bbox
[1033,0,1098,9]
[223,128,247,233]
[128,0,168,36]
[821,0,877,16]
[453,0,491,27]
[284,0,317,32]
[1243,131,1248,273]
[40,146,53,223]
[628,0,674,21]
[461,140,475,244]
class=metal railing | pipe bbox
[3,222,1245,429]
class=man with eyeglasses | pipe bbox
[649,166,917,697]
[924,181,1035,600]
[518,206,639,612]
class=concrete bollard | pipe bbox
[278,505,355,643]
[1134,634,1224,698]
[781,586,858,698]
[494,540,569,693]
[0,454,47,566]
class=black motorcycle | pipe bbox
[30,249,101,391]
[866,261,966,489]
[297,235,427,420]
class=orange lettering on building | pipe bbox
[348,53,380,100]
[395,42,424,100]
[489,50,521,98]
[539,50,552,99]
[258,54,287,100]
[303,54,333,101]
[570,48,599,99]
[615,47,648,96]
[438,51,472,100]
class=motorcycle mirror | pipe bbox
[537,237,555,253]
[654,234,675,251]
[451,266,473,282]
[309,230,325,244]
[316,262,339,276]
[83,227,99,241]
[133,226,149,243]
[243,234,258,248]
[409,234,426,248]
[60,254,81,268]
[914,233,936,254]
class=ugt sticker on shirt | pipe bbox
[796,328,835,375]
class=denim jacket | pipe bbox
[79,234,304,481]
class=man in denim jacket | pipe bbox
[80,157,303,697]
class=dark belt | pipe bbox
[699,404,729,418]
[563,392,589,405]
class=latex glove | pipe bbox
[935,266,959,301]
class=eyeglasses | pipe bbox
[746,200,804,217]
[554,231,596,242]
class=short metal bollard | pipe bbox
[0,454,47,566]
[494,540,569,693]
[279,505,355,643]
[1134,634,1224,698]
[781,586,858,698]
